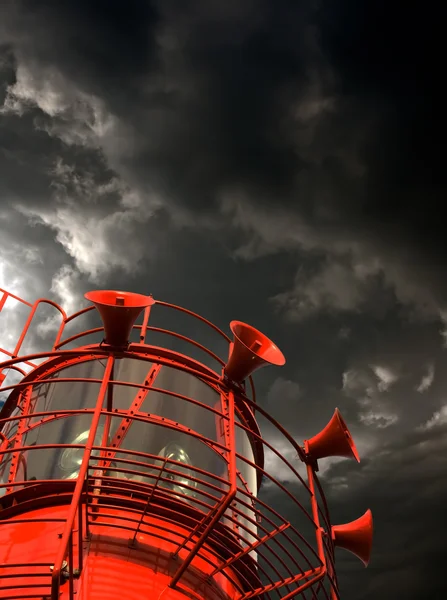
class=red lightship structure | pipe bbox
[0,287,373,600]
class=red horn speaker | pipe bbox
[304,408,360,463]
[84,290,155,348]
[224,321,285,383]
[331,509,373,567]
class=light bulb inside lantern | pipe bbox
[157,442,198,499]
[59,424,105,480]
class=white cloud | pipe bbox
[0,58,163,340]
[1,62,120,149]
[0,259,47,396]
[50,264,84,315]
[418,405,447,431]
[263,440,306,485]
[22,206,142,282]
[262,436,344,487]
[342,366,400,429]
[0,234,50,360]
[416,364,435,393]
[343,365,399,396]
[221,195,443,321]
[0,58,138,174]
[271,261,371,321]
[35,265,86,337]
[220,193,326,259]
[0,244,41,302]
[16,171,161,284]
[359,409,398,429]
[1,63,70,117]
[371,365,399,392]
[439,310,447,348]
[0,296,22,355]
[342,368,375,399]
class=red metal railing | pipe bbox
[0,288,257,402]
[0,289,338,599]
[0,358,337,600]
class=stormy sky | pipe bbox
[0,1,446,598]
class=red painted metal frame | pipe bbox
[51,354,114,598]
[6,385,33,493]
[0,287,257,400]
[0,289,339,600]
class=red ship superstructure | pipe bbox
[0,287,373,599]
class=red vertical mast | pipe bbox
[0,286,372,599]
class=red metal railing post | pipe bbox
[275,568,326,600]
[169,488,237,588]
[169,389,238,589]
[239,566,325,600]
[77,501,84,574]
[53,317,67,351]
[306,463,327,577]
[6,386,33,492]
[129,455,169,547]
[12,299,67,358]
[139,303,152,343]
[210,522,291,577]
[0,288,33,307]
[68,531,74,599]
[0,291,8,313]
[227,389,238,499]
[51,354,114,600]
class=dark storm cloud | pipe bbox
[1,1,445,284]
[1,1,322,209]
[0,1,446,598]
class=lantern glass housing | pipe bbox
[0,357,259,547]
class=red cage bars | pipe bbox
[0,288,373,600]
